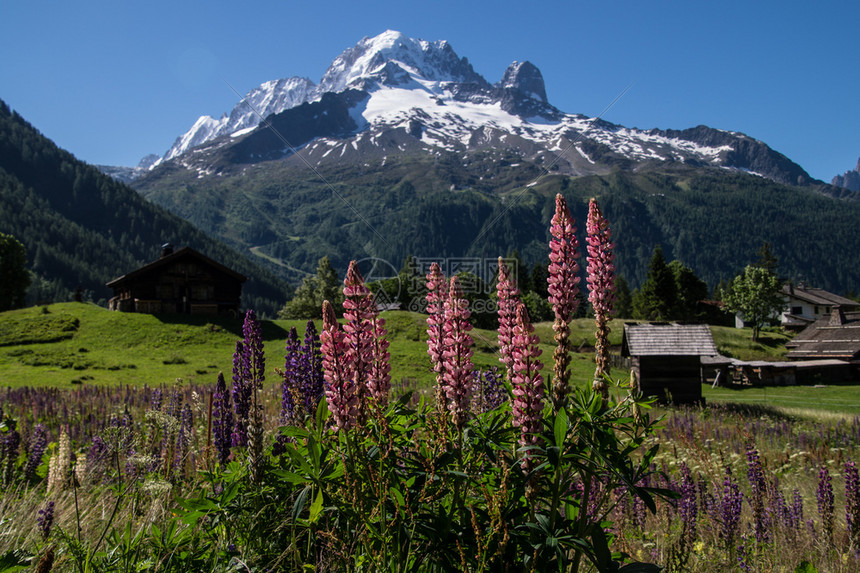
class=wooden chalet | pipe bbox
[786,306,860,362]
[780,284,859,331]
[107,245,246,316]
[621,323,719,404]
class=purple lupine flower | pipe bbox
[472,368,507,413]
[736,535,753,573]
[495,257,520,381]
[718,467,743,550]
[212,372,234,466]
[151,388,162,412]
[242,309,265,389]
[547,193,580,411]
[2,424,20,485]
[24,424,48,481]
[88,436,108,466]
[425,263,447,408]
[231,340,251,447]
[846,461,860,547]
[173,403,192,479]
[679,462,698,546]
[745,443,769,543]
[818,466,835,542]
[510,302,544,468]
[301,320,324,414]
[37,501,54,540]
[585,198,615,397]
[282,327,301,424]
[321,300,358,431]
[790,488,804,530]
[442,276,475,430]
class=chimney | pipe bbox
[830,305,846,326]
[161,243,174,258]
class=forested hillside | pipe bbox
[137,149,860,295]
[0,100,291,316]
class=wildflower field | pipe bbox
[1,196,859,572]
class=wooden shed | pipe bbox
[106,245,246,316]
[621,323,719,404]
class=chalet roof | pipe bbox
[622,323,719,357]
[782,284,858,308]
[106,246,247,287]
[785,311,860,360]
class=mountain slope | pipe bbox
[0,99,290,316]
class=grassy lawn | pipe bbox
[703,382,860,415]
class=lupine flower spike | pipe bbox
[425,262,448,412]
[321,299,358,431]
[586,198,616,399]
[343,260,392,407]
[547,193,581,411]
[301,320,325,415]
[241,310,265,482]
[510,302,544,472]
[442,275,475,430]
[343,260,375,420]
[496,257,521,382]
[845,461,860,548]
[367,309,392,408]
[282,327,301,424]
[212,372,233,466]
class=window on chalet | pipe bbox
[791,306,802,315]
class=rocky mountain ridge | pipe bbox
[832,157,860,191]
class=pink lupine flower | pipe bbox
[321,300,358,431]
[547,193,580,410]
[442,275,475,430]
[342,260,374,417]
[510,302,544,468]
[425,263,448,411]
[367,312,391,406]
[586,198,616,397]
[496,257,520,381]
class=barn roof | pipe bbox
[622,323,718,357]
[106,246,246,287]
[785,310,860,360]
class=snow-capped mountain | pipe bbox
[132,30,810,187]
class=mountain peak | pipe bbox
[318,30,487,93]
[832,156,860,191]
[498,61,547,103]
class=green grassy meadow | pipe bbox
[1,303,858,415]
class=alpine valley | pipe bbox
[77,31,860,294]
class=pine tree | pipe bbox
[632,245,676,321]
[0,233,30,311]
[279,256,343,319]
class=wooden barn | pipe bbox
[621,323,719,404]
[107,245,246,316]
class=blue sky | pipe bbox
[1,0,857,181]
